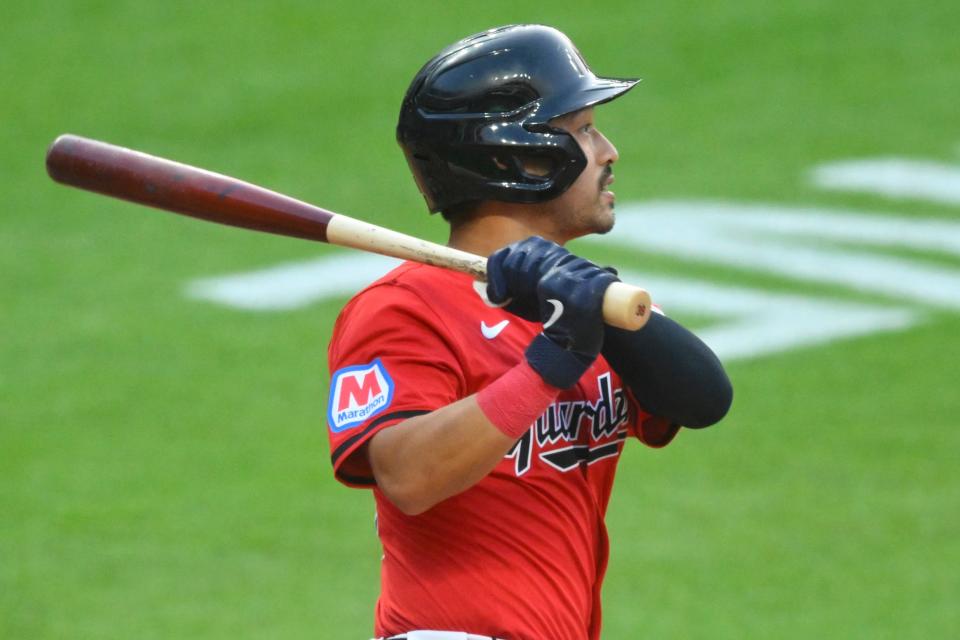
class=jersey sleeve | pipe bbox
[326,283,466,487]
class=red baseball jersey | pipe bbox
[327,262,678,640]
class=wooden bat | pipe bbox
[45,134,651,330]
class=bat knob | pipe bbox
[603,282,652,330]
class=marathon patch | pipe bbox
[328,359,395,432]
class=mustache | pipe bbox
[599,166,613,190]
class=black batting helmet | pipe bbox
[397,24,639,214]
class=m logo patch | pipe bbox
[328,359,395,432]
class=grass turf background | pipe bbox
[2,1,958,638]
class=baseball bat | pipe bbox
[45,134,651,330]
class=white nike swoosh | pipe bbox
[543,299,564,329]
[480,319,510,339]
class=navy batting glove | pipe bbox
[525,254,619,389]
[486,236,571,321]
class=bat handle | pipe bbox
[308,215,654,330]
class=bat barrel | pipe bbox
[46,134,335,242]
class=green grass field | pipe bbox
[3,1,959,638]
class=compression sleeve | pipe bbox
[601,312,732,428]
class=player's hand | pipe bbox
[525,254,619,388]
[485,236,570,321]
[537,254,618,356]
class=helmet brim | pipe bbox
[534,77,640,124]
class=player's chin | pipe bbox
[589,208,615,235]
[595,215,615,235]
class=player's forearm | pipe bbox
[367,397,518,516]
[368,356,568,515]
[602,312,733,427]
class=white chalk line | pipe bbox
[592,201,960,310]
[185,252,398,311]
[811,158,960,206]
[619,270,916,361]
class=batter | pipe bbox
[327,25,733,640]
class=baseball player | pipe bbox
[326,25,733,640]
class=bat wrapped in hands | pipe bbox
[45,134,652,330]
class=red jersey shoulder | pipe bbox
[327,263,468,420]
[352,261,470,302]
[331,262,426,325]
[326,263,475,486]
[331,263,474,336]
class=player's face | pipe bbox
[541,107,620,241]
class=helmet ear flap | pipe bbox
[401,146,442,212]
